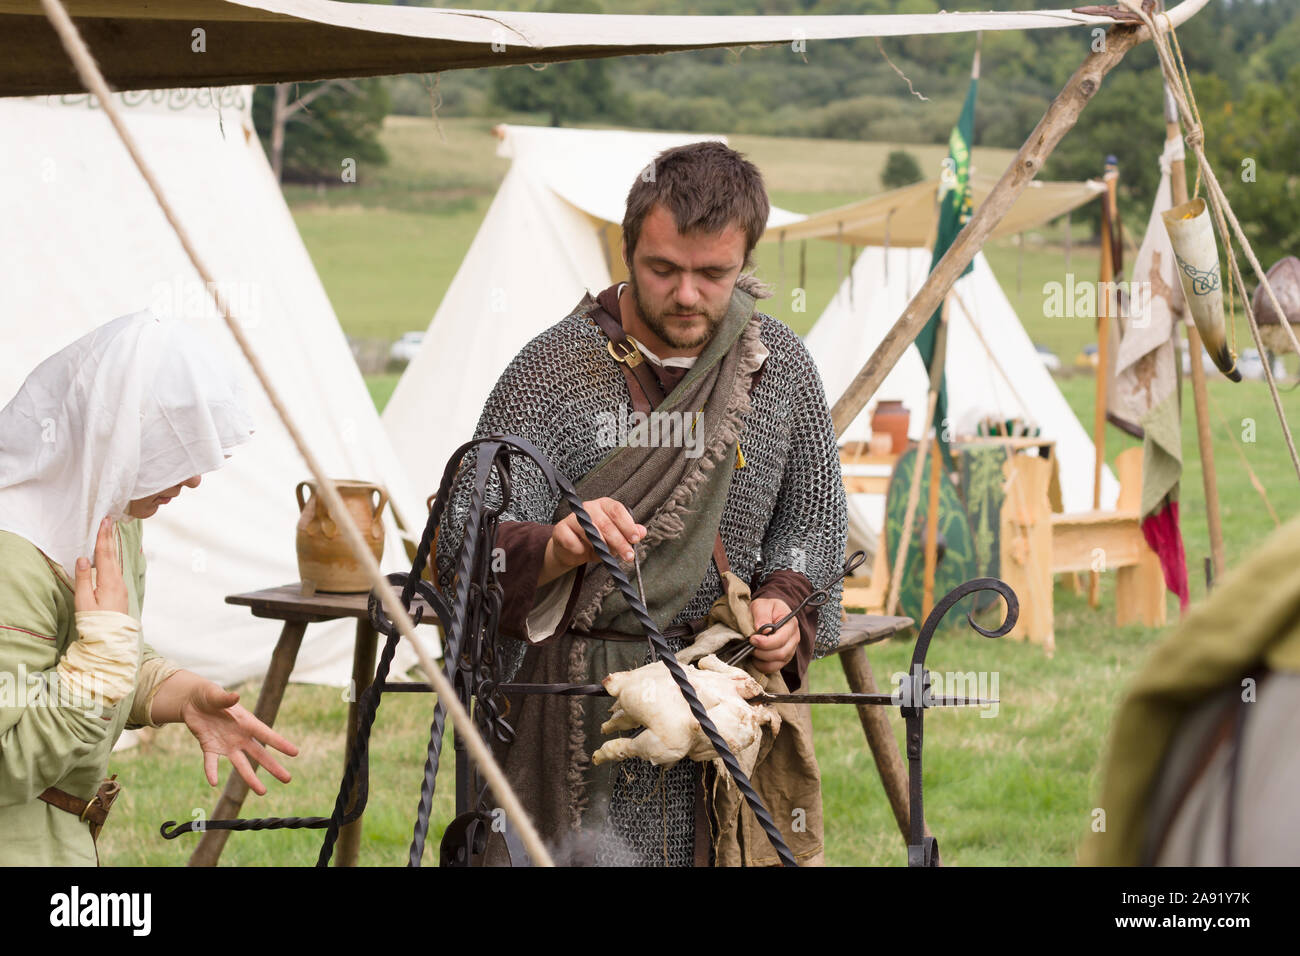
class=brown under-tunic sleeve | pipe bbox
[752,569,817,692]
[494,520,585,643]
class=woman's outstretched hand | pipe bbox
[178,681,300,795]
[73,517,129,614]
[75,518,301,793]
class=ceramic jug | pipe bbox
[295,479,388,594]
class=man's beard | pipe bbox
[628,275,727,351]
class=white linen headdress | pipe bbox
[0,310,255,572]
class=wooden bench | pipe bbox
[1001,446,1165,652]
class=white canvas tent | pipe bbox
[0,87,430,687]
[385,123,1116,558]
[805,244,1119,554]
[382,123,803,490]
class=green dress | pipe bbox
[0,519,162,866]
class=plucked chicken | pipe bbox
[592,653,779,778]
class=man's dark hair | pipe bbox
[622,141,770,272]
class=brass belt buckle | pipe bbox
[81,775,122,821]
[606,339,643,368]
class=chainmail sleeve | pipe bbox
[436,316,599,585]
[434,356,556,595]
[750,317,848,660]
[432,313,632,678]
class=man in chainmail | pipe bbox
[435,141,847,866]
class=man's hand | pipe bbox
[539,497,645,586]
[73,517,129,615]
[177,681,299,795]
[748,598,800,675]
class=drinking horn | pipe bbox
[1161,197,1241,382]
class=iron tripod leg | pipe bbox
[895,577,1018,866]
[438,708,489,866]
[439,694,533,867]
[903,696,940,867]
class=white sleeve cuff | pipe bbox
[523,567,579,644]
[60,610,143,706]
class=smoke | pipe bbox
[538,790,643,866]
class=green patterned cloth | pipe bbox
[958,444,1008,612]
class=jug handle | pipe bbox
[295,480,312,512]
[372,486,389,522]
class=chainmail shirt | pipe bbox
[436,297,847,866]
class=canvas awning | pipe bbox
[763,175,1107,247]
[0,0,1120,97]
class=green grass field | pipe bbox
[99,116,1299,866]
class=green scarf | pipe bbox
[558,281,767,634]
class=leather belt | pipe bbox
[565,622,698,644]
[38,775,122,843]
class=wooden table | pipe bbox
[188,583,436,867]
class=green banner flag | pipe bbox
[916,75,977,462]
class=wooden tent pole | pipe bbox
[1165,93,1226,582]
[922,440,942,617]
[921,297,951,619]
[873,309,943,845]
[869,388,940,847]
[831,19,1149,437]
[1090,161,1118,606]
[885,390,939,617]
[886,295,948,618]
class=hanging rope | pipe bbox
[1208,395,1280,527]
[884,209,893,285]
[37,0,556,867]
[1118,0,1300,483]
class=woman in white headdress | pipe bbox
[0,311,298,865]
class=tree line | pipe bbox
[254,0,1298,262]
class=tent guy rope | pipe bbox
[1117,0,1300,483]
[36,0,556,867]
